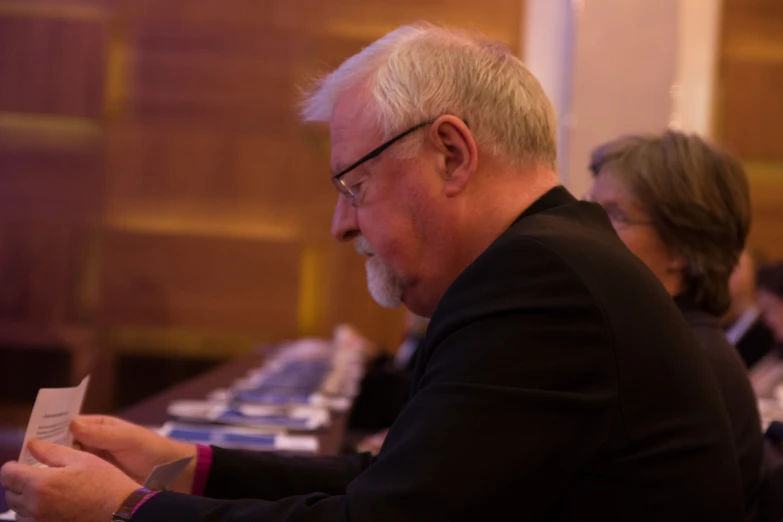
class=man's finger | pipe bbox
[71,416,135,451]
[0,461,31,494]
[72,415,116,431]
[5,490,32,519]
[27,439,76,468]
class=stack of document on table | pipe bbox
[162,325,369,454]
[228,324,368,411]
[159,423,320,453]
[758,383,783,431]
[759,398,783,432]
[167,401,330,431]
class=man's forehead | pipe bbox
[329,121,360,174]
[329,97,379,173]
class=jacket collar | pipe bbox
[512,185,576,225]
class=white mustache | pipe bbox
[354,236,375,256]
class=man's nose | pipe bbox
[331,195,359,242]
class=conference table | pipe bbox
[120,349,350,454]
[0,348,352,514]
[5,349,779,514]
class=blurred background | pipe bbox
[0,0,780,424]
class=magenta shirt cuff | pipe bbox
[191,444,214,496]
[130,491,159,516]
[129,445,212,516]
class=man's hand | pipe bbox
[355,428,390,455]
[71,415,198,494]
[0,439,140,522]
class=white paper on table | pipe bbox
[159,423,319,453]
[0,510,14,520]
[759,397,783,431]
[18,376,90,467]
[167,400,330,430]
[143,456,193,490]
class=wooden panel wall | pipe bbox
[0,0,525,411]
[717,0,783,260]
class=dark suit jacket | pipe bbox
[678,297,764,521]
[136,187,744,522]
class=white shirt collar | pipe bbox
[726,306,761,345]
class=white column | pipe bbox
[670,0,723,136]
[565,0,679,198]
[523,0,723,198]
[522,0,577,180]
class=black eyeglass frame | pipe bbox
[331,119,436,205]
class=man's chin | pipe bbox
[367,282,404,309]
[373,297,403,309]
[365,261,404,308]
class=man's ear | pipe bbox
[428,116,478,197]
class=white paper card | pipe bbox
[143,456,193,490]
[18,376,90,467]
[274,434,319,453]
[0,510,15,520]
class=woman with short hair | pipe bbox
[587,130,763,521]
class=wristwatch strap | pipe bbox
[111,487,153,521]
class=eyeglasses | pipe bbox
[603,207,654,228]
[331,119,435,206]
[583,194,654,228]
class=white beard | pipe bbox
[355,236,404,308]
[365,256,404,308]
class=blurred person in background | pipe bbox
[2,24,745,522]
[348,310,428,434]
[724,249,776,368]
[392,311,429,370]
[757,260,783,348]
[349,310,428,454]
[587,130,764,521]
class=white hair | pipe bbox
[300,22,557,170]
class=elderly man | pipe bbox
[1,23,743,522]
